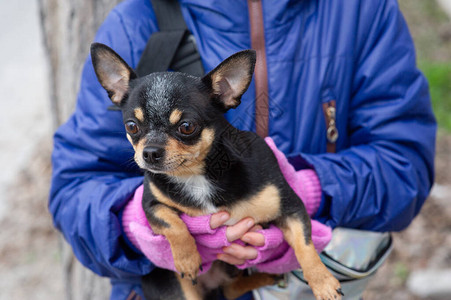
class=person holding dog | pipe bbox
[50,0,436,299]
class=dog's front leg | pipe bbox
[278,217,342,300]
[146,202,203,286]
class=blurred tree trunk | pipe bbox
[38,0,121,130]
[38,1,121,299]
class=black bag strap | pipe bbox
[151,0,186,30]
[135,0,204,77]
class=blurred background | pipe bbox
[0,0,450,299]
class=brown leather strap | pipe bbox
[248,0,269,138]
[126,291,142,300]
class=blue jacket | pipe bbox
[50,0,436,298]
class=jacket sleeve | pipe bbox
[49,7,155,278]
[289,0,436,232]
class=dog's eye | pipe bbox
[178,122,196,135]
[125,121,139,134]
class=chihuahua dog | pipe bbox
[91,43,342,300]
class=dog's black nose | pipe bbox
[143,146,165,164]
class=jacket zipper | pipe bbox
[322,100,338,153]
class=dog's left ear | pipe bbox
[90,43,137,106]
[202,50,256,111]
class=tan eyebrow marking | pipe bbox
[134,108,144,122]
[169,109,183,125]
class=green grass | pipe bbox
[419,61,451,132]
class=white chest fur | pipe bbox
[170,175,218,213]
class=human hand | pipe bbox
[122,192,259,273]
[210,211,264,266]
[209,211,332,274]
[122,178,331,275]
[122,186,291,274]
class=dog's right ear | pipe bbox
[90,43,137,106]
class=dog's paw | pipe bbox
[308,271,342,300]
[174,250,203,285]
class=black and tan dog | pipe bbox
[91,43,342,300]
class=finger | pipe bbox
[241,232,265,247]
[209,211,230,229]
[226,218,255,242]
[223,244,258,260]
[217,253,245,266]
[250,225,263,232]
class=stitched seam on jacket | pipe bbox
[112,9,136,68]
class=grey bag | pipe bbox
[253,228,393,300]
